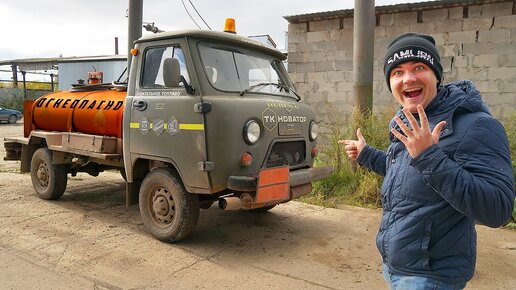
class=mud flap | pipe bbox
[126,180,142,206]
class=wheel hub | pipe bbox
[153,195,169,216]
[37,163,49,186]
[151,188,175,225]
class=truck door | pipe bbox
[127,41,210,193]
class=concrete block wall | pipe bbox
[287,1,516,125]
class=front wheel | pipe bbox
[139,168,199,242]
[8,114,17,124]
[30,148,68,200]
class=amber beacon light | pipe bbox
[224,18,236,34]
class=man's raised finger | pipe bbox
[391,127,408,143]
[402,107,420,132]
[417,105,430,131]
[356,128,365,142]
[394,116,413,137]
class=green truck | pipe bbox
[4,29,333,242]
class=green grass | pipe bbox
[0,167,22,173]
[505,222,516,230]
[512,197,516,225]
[498,112,516,227]
[304,106,395,209]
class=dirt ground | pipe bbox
[0,122,515,290]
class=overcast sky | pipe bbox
[0,1,429,82]
[0,0,429,60]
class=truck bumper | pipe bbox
[227,166,334,192]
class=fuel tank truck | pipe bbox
[4,28,333,242]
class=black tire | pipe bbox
[248,205,276,213]
[30,148,68,200]
[139,168,199,242]
[8,114,17,124]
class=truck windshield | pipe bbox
[198,42,297,99]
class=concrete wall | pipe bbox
[287,1,516,124]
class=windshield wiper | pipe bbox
[240,82,282,96]
[240,82,300,101]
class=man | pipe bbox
[339,33,514,289]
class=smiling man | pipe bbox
[339,33,514,289]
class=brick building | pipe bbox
[285,0,516,125]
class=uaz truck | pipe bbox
[4,28,333,242]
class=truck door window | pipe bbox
[141,46,190,89]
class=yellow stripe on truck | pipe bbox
[129,122,204,131]
[180,123,204,130]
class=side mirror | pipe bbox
[163,58,180,87]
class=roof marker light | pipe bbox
[224,18,236,34]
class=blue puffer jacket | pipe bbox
[357,80,515,283]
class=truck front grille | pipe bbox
[265,140,305,168]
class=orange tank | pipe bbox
[32,90,126,138]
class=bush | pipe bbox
[498,112,516,181]
[497,112,516,225]
[302,106,396,208]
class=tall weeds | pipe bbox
[498,112,516,224]
[303,105,396,208]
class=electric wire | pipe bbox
[188,0,212,30]
[180,0,201,29]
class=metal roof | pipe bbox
[0,55,127,65]
[284,0,511,23]
[0,55,127,71]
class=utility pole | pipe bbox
[11,64,18,88]
[115,37,119,55]
[128,0,143,74]
[353,0,375,114]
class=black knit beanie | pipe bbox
[384,33,443,92]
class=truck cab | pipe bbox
[4,29,332,242]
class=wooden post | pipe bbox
[11,64,18,88]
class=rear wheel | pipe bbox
[139,168,199,242]
[8,114,17,124]
[30,148,68,200]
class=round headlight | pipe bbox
[309,121,318,141]
[244,120,261,144]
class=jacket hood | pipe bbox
[427,80,489,117]
[390,80,490,141]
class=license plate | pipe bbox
[278,122,301,136]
